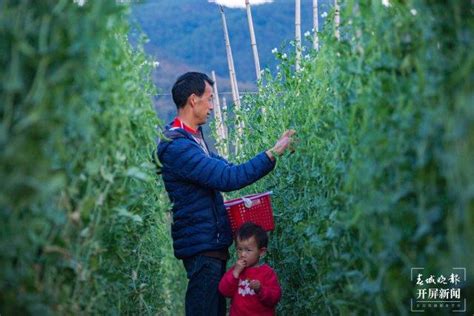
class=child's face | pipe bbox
[236,236,266,268]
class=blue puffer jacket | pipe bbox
[157,125,276,259]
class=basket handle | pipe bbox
[224,191,273,208]
[242,197,253,208]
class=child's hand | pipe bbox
[249,280,261,293]
[233,259,247,278]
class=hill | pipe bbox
[130,0,333,121]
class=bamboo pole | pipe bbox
[313,0,319,50]
[295,0,301,71]
[211,70,226,144]
[353,2,363,55]
[219,5,242,155]
[245,0,261,81]
[219,6,244,155]
[334,0,340,40]
[221,96,228,139]
[219,5,241,110]
[221,96,229,157]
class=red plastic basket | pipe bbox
[224,191,274,233]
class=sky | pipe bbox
[208,0,274,8]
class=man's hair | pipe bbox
[236,222,268,249]
[171,72,214,109]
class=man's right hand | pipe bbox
[267,129,296,160]
[233,259,247,278]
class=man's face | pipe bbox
[192,82,214,126]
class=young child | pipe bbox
[218,222,282,315]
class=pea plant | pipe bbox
[221,1,473,314]
[1,1,185,314]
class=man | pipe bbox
[157,72,295,315]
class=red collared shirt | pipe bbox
[170,117,209,155]
[171,117,198,134]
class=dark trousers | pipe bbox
[182,255,227,316]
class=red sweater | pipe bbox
[219,264,282,316]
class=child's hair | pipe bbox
[236,222,268,248]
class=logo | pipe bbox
[238,279,256,297]
[410,267,467,313]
